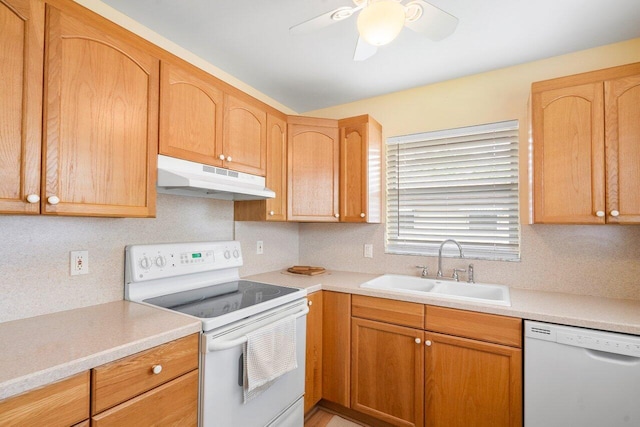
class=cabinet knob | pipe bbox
[152,365,163,375]
[226,156,232,162]
[415,338,421,344]
[308,300,313,306]
[334,213,340,218]
[47,196,60,205]
[595,210,605,217]
[610,210,620,217]
[269,211,275,216]
[26,194,40,204]
[360,213,365,218]
[219,154,226,160]
[425,340,432,347]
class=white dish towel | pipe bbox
[243,314,298,403]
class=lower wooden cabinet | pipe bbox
[348,296,522,427]
[91,370,198,427]
[425,332,521,427]
[321,291,352,408]
[0,371,89,427]
[91,334,199,426]
[304,292,323,413]
[0,334,199,427]
[351,317,424,427]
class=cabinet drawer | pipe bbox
[0,371,89,426]
[425,306,522,348]
[91,370,198,427]
[91,334,199,414]
[352,295,424,329]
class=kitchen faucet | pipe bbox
[437,239,464,278]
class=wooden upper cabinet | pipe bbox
[532,62,640,224]
[159,59,223,167]
[287,116,340,222]
[0,0,43,214]
[339,115,382,223]
[605,73,640,224]
[43,2,158,217]
[532,82,605,224]
[222,94,267,175]
[234,112,287,221]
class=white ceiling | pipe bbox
[100,0,640,113]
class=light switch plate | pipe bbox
[364,244,373,258]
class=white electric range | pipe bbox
[125,241,308,427]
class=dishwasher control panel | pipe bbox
[525,321,640,358]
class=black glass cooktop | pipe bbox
[143,280,299,319]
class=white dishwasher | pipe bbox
[525,320,640,427]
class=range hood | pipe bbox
[157,155,275,201]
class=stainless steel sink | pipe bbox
[360,274,511,306]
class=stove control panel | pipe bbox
[125,241,243,282]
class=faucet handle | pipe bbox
[452,268,466,282]
[415,266,429,277]
[467,263,475,283]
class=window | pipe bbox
[386,120,520,261]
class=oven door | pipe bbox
[200,300,307,427]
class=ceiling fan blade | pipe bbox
[404,0,458,41]
[289,6,357,35]
[353,37,378,61]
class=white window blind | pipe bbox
[386,120,520,261]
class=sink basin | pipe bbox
[360,274,511,306]
[359,274,436,293]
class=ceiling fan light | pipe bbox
[357,1,406,46]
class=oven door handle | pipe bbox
[207,305,309,352]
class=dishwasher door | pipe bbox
[524,320,640,427]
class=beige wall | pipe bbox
[300,38,640,301]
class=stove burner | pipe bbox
[143,280,298,320]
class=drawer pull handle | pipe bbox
[152,365,163,375]
[415,338,421,344]
[425,340,432,347]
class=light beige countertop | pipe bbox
[246,270,640,336]
[0,300,201,400]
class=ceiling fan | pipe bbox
[289,0,459,61]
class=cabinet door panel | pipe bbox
[352,317,424,427]
[605,75,640,224]
[266,114,287,220]
[43,5,158,217]
[322,291,351,406]
[159,61,223,166]
[425,332,522,427]
[340,123,367,222]
[223,94,267,175]
[0,0,43,214]
[532,82,605,224]
[304,292,323,413]
[288,124,339,221]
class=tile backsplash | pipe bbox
[0,194,297,323]
[298,223,640,301]
[2,194,639,323]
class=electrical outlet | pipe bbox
[364,244,373,258]
[256,241,264,255]
[70,250,89,275]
